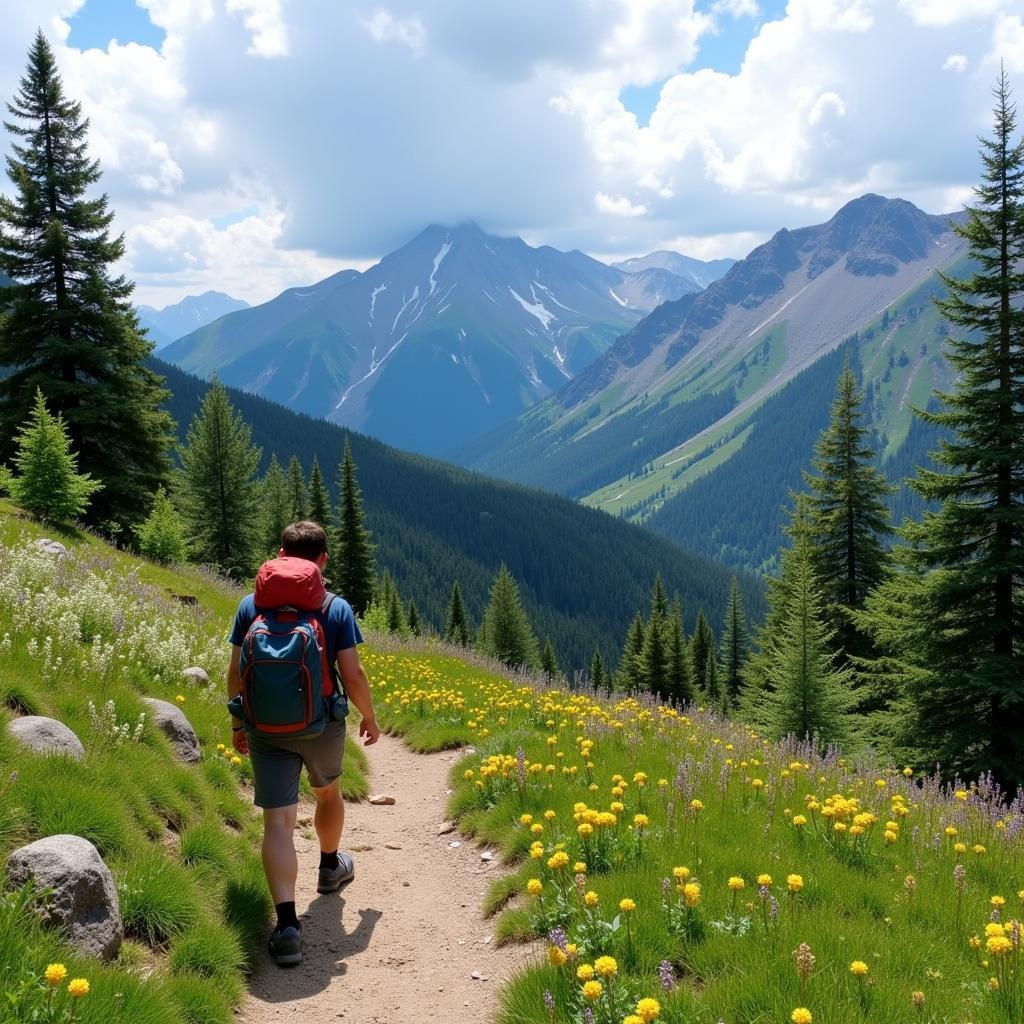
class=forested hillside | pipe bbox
[152,357,762,670]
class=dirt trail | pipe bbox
[240,733,528,1024]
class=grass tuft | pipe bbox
[116,847,199,946]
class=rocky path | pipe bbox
[240,733,528,1023]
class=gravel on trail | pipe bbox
[241,732,530,1023]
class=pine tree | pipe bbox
[478,564,539,670]
[178,379,261,578]
[0,32,173,531]
[615,612,646,690]
[804,356,894,662]
[380,571,407,635]
[861,72,1024,785]
[407,600,422,637]
[761,530,853,746]
[704,649,722,706]
[333,439,375,615]
[136,485,186,565]
[308,456,331,527]
[666,602,694,706]
[649,573,668,620]
[260,454,291,555]
[0,388,99,523]
[590,648,607,692]
[720,576,749,703]
[444,580,471,646]
[641,613,671,700]
[690,609,714,694]
[287,455,306,522]
[540,639,561,681]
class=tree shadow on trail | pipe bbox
[250,892,383,1003]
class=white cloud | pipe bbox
[595,192,648,217]
[362,9,426,55]
[225,0,289,58]
[0,0,1018,303]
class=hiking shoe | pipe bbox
[317,852,355,894]
[268,925,302,967]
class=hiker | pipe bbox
[227,520,380,967]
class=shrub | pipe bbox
[116,848,199,946]
[136,487,187,566]
[222,851,272,960]
[168,920,244,1000]
[164,973,233,1024]
[179,822,231,870]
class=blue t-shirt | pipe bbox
[229,593,363,713]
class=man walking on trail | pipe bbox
[227,521,381,967]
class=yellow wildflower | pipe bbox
[757,873,773,887]
[582,979,603,1001]
[791,1009,812,1024]
[67,979,89,999]
[548,946,567,967]
[850,961,869,977]
[577,964,594,981]
[594,955,617,978]
[636,997,661,1022]
[526,878,543,896]
[728,876,745,892]
[44,964,67,987]
[787,874,803,893]
[619,898,636,913]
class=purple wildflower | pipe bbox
[548,927,567,952]
[658,960,676,991]
[543,989,555,1019]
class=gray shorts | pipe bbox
[247,719,346,809]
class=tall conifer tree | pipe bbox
[0,32,172,531]
[308,456,330,527]
[804,357,894,662]
[407,600,422,637]
[444,581,471,646]
[540,639,561,681]
[260,454,290,554]
[478,564,538,670]
[641,613,671,700]
[615,612,646,690]
[690,609,715,694]
[333,439,375,615]
[760,530,853,746]
[287,455,306,522]
[720,576,749,703]
[178,379,261,578]
[861,72,1024,785]
[666,601,694,706]
[590,648,607,692]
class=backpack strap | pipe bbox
[319,592,347,698]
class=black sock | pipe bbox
[320,850,340,871]
[275,901,299,931]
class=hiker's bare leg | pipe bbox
[262,804,298,904]
[313,781,345,854]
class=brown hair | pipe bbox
[281,521,328,561]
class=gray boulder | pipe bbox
[7,716,85,760]
[6,835,122,960]
[141,697,201,763]
[181,666,210,687]
[33,538,68,556]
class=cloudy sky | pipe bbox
[0,0,1021,307]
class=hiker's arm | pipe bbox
[228,645,248,754]
[337,647,380,745]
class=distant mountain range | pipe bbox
[459,195,968,571]
[152,355,761,670]
[161,224,730,455]
[613,251,736,290]
[137,291,249,349]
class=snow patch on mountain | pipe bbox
[509,286,555,330]
[429,239,452,296]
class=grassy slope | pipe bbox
[372,643,1024,1024]
[0,504,368,1024]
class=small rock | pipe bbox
[141,698,201,764]
[7,717,84,760]
[33,538,68,557]
[351,843,374,852]
[368,794,396,805]
[182,666,209,686]
[402,881,410,887]
[448,841,461,849]
[5,835,122,960]
[437,822,456,836]
[483,935,492,944]
[385,842,402,850]
[465,747,477,755]
[480,851,494,862]
[471,971,488,981]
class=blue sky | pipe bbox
[1,1,1019,305]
